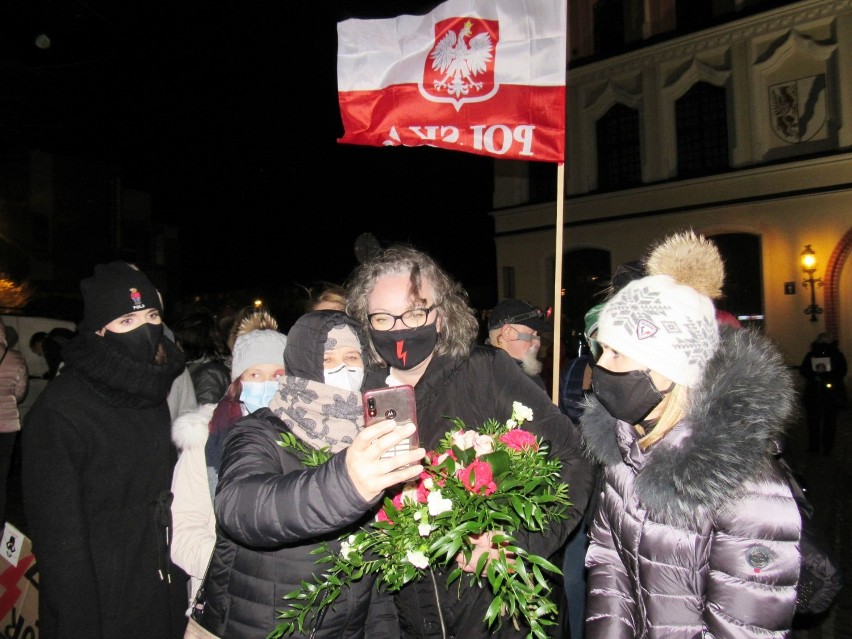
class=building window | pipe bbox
[502,266,516,299]
[529,162,557,203]
[596,103,642,191]
[561,248,611,344]
[675,0,714,33]
[594,0,626,56]
[709,233,764,329]
[676,81,729,177]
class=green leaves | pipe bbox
[276,432,332,467]
[272,404,571,639]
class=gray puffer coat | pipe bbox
[581,326,802,638]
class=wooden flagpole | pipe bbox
[551,162,565,405]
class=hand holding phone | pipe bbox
[362,385,419,460]
[346,420,424,501]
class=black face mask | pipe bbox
[591,365,669,424]
[370,324,438,370]
[103,323,164,363]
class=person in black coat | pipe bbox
[22,261,188,639]
[171,308,231,405]
[198,310,423,639]
[799,332,848,455]
[345,245,593,639]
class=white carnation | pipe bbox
[427,489,453,516]
[406,549,429,569]
[511,402,534,425]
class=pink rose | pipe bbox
[457,459,497,496]
[451,429,495,456]
[499,429,538,451]
[451,429,478,450]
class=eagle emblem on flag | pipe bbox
[420,17,498,111]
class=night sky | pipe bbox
[3,1,497,304]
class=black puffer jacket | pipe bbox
[201,410,397,639]
[201,311,396,639]
[186,357,230,405]
[363,345,593,639]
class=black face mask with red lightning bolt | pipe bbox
[370,324,439,370]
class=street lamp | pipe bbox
[800,245,823,322]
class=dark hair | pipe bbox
[29,331,48,350]
[171,309,227,362]
[44,327,77,379]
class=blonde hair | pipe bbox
[636,383,688,449]
[312,286,346,312]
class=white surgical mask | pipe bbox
[240,381,279,413]
[324,364,365,392]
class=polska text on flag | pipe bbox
[336,0,567,163]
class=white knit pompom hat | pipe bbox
[597,231,724,387]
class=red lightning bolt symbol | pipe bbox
[396,340,407,367]
[0,552,36,620]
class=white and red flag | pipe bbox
[336,0,567,163]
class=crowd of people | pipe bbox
[12,230,847,638]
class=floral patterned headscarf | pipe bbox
[271,310,366,453]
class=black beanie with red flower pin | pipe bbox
[79,261,163,332]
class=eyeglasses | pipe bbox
[511,328,541,342]
[367,306,437,331]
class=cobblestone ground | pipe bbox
[787,406,851,639]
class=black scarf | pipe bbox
[61,331,185,408]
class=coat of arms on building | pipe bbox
[769,75,826,144]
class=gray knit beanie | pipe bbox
[230,310,288,380]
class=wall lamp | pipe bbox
[800,245,823,322]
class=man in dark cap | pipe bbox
[487,298,550,391]
[22,261,188,639]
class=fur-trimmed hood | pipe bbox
[581,325,796,526]
[171,403,215,451]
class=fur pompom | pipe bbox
[171,404,215,451]
[645,230,724,299]
[237,310,278,337]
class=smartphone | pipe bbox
[362,385,419,460]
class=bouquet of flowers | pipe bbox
[271,402,571,639]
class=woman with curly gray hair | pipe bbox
[345,244,593,639]
[346,244,479,365]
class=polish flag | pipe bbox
[336,0,567,163]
